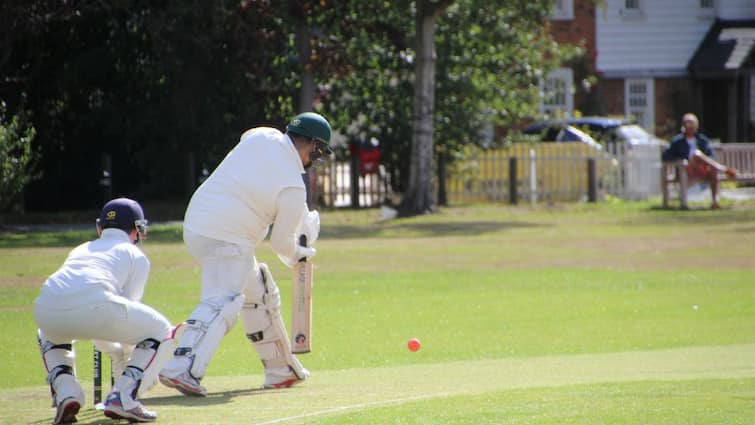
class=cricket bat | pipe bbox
[291,234,313,353]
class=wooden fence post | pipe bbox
[350,152,360,208]
[508,157,518,205]
[587,158,597,203]
[437,152,447,206]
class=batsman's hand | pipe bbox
[298,210,320,246]
[278,244,316,267]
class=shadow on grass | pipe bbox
[145,386,275,407]
[0,220,545,248]
[24,387,276,425]
[0,225,185,248]
[323,220,548,239]
[640,205,755,231]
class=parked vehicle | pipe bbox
[523,116,667,148]
[547,124,603,150]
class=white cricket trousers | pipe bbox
[34,290,171,345]
[183,229,259,301]
[159,230,261,378]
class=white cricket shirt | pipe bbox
[183,127,309,263]
[35,228,150,307]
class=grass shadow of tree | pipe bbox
[0,220,548,248]
[321,220,549,239]
[641,205,755,231]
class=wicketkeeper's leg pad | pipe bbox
[109,367,144,411]
[37,329,85,407]
[241,263,309,381]
[163,295,243,380]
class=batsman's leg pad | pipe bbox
[166,295,243,380]
[241,263,309,381]
[38,330,84,406]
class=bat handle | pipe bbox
[298,235,308,262]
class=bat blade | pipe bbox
[291,235,313,353]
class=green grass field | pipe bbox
[1,200,754,424]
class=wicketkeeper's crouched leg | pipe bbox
[103,314,181,423]
[37,330,85,425]
[241,262,309,388]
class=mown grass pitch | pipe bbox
[1,201,754,424]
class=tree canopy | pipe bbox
[0,0,570,213]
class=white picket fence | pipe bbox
[605,142,664,201]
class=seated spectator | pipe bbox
[662,113,737,209]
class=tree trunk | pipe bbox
[398,0,453,217]
[295,25,315,114]
[295,24,316,208]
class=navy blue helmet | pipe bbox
[97,197,148,242]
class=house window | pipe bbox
[551,0,574,20]
[625,78,655,132]
[698,0,715,18]
[540,68,574,118]
[622,0,643,18]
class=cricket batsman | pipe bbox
[158,112,331,396]
[34,198,182,423]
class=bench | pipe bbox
[661,142,755,209]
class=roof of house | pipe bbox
[688,19,755,78]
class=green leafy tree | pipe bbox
[0,102,36,212]
[0,1,302,209]
[0,0,571,213]
[319,0,567,215]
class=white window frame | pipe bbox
[621,0,643,19]
[551,0,574,21]
[625,78,655,132]
[540,68,574,118]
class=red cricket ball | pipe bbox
[407,338,421,352]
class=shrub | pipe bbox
[0,102,36,212]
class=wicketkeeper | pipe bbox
[34,198,181,424]
[158,112,331,396]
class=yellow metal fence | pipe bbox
[444,143,618,204]
[313,142,663,208]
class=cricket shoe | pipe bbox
[159,371,208,397]
[52,396,80,424]
[263,366,309,389]
[103,392,156,423]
